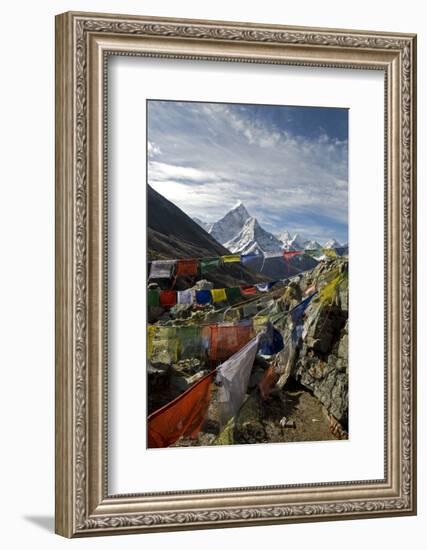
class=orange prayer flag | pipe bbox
[147,371,214,448]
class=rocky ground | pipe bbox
[148,257,349,446]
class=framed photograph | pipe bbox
[55,11,417,537]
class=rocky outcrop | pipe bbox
[275,258,349,430]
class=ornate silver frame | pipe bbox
[55,11,417,537]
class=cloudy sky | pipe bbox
[147,100,348,244]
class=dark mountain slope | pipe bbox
[147,185,268,287]
[148,185,228,259]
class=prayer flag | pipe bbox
[304,283,316,296]
[319,274,344,305]
[255,282,275,292]
[208,323,253,362]
[283,250,304,262]
[176,325,203,359]
[221,254,241,264]
[149,260,176,279]
[258,323,284,356]
[322,248,338,258]
[290,292,317,324]
[195,289,212,305]
[216,336,259,424]
[200,257,219,274]
[211,288,227,303]
[175,259,198,277]
[147,370,214,448]
[242,302,258,318]
[259,366,278,400]
[263,251,283,259]
[147,289,160,307]
[335,246,347,257]
[147,325,156,358]
[225,287,241,303]
[148,326,178,364]
[240,285,257,296]
[253,315,269,334]
[159,290,177,308]
[241,252,259,265]
[177,289,194,305]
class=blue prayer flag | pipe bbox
[241,252,259,265]
[195,289,212,305]
[290,292,317,324]
[255,282,275,292]
[258,322,284,356]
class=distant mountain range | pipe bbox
[147,187,345,283]
[194,202,343,255]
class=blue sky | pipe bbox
[147,100,348,244]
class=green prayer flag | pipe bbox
[176,325,203,359]
[225,287,242,303]
[147,289,160,307]
[200,257,220,275]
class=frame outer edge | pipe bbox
[55,12,76,538]
[54,10,417,537]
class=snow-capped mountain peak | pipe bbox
[323,238,342,249]
[224,216,283,255]
[279,231,307,251]
[209,202,251,244]
[304,240,322,250]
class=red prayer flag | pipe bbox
[208,324,253,361]
[175,259,198,277]
[283,250,304,262]
[259,366,278,400]
[159,290,177,307]
[240,285,257,296]
[147,371,214,448]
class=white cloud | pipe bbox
[147,141,161,158]
[147,101,348,242]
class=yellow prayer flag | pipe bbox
[147,325,156,359]
[221,254,241,263]
[211,288,227,302]
[148,325,178,363]
[253,315,269,334]
[319,274,344,306]
[322,248,338,258]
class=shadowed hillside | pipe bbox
[147,185,268,287]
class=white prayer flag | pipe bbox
[149,260,176,279]
[177,289,194,305]
[216,336,259,425]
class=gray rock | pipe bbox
[234,394,266,444]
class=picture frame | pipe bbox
[55,11,417,537]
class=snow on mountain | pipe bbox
[289,233,307,250]
[197,200,342,258]
[193,217,213,233]
[209,201,251,244]
[224,216,283,255]
[280,232,308,251]
[304,240,322,250]
[277,231,292,245]
[323,238,342,249]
